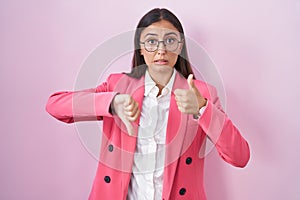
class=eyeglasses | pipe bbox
[140,37,184,52]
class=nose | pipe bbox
[157,41,166,54]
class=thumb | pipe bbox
[187,74,195,90]
[124,120,134,136]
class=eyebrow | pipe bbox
[143,32,179,39]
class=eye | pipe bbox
[146,39,158,45]
[165,37,176,44]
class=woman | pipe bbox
[46,8,250,200]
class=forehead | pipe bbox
[140,20,180,38]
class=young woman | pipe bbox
[46,8,250,200]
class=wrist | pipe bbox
[193,98,207,119]
[198,97,207,110]
[109,93,119,115]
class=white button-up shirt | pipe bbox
[127,69,176,200]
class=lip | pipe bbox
[154,59,168,65]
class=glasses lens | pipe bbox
[165,37,178,52]
[145,39,158,52]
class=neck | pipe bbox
[148,67,174,87]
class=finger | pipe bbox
[177,102,184,113]
[187,74,195,90]
[175,97,181,106]
[175,96,187,106]
[175,94,189,104]
[131,102,139,116]
[124,99,138,111]
[128,108,140,121]
[125,102,139,117]
[176,99,183,110]
[124,96,133,107]
[174,89,187,96]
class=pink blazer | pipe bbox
[46,72,250,200]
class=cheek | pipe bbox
[169,54,179,66]
[141,51,154,64]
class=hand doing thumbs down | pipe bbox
[111,94,140,136]
[174,74,207,115]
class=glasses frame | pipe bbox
[140,38,184,52]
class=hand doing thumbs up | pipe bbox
[174,74,207,115]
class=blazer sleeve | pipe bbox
[45,74,118,123]
[198,85,250,168]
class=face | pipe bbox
[140,20,183,73]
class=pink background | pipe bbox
[1,0,300,199]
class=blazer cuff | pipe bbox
[94,92,119,118]
[198,100,226,144]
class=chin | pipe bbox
[150,64,174,72]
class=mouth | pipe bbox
[154,59,168,65]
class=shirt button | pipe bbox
[108,144,114,152]
[186,157,192,165]
[104,176,111,183]
[179,188,186,195]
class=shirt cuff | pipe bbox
[193,100,208,119]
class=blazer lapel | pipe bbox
[102,74,145,177]
[163,72,190,199]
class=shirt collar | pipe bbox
[144,69,176,97]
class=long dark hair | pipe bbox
[127,8,195,79]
